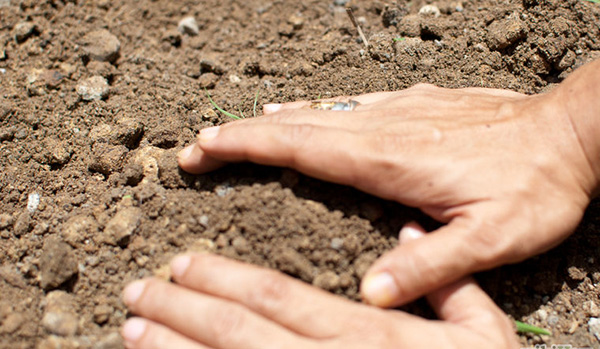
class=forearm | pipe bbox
[551,59,600,196]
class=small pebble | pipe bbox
[536,308,548,321]
[198,215,209,227]
[330,238,344,251]
[103,207,142,246]
[178,17,200,36]
[81,29,121,63]
[77,76,109,101]
[418,5,441,18]
[229,75,241,83]
[13,22,38,43]
[588,317,600,342]
[27,193,40,213]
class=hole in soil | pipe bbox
[420,29,441,42]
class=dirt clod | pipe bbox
[40,238,79,290]
[80,29,121,63]
[42,291,79,336]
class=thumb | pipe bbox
[387,222,517,345]
[360,218,484,307]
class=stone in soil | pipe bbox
[13,21,38,43]
[486,14,527,50]
[178,17,200,36]
[102,206,142,246]
[13,211,32,237]
[40,238,79,290]
[588,317,600,342]
[42,291,79,336]
[77,76,110,101]
[61,215,99,247]
[80,29,121,63]
[88,143,129,175]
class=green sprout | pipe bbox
[583,0,600,3]
[393,37,406,42]
[515,321,551,336]
[205,86,261,120]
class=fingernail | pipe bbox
[170,255,191,278]
[123,280,146,306]
[401,225,425,242]
[177,144,195,161]
[361,273,398,307]
[122,318,147,345]
[199,126,220,144]
[263,103,282,113]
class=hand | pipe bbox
[178,83,597,308]
[121,224,519,349]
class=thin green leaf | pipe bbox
[205,88,241,120]
[515,321,551,336]
[238,105,245,119]
[253,86,260,118]
[583,0,600,3]
[393,37,406,42]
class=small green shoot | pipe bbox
[205,86,261,120]
[583,0,600,3]
[515,321,551,336]
[393,37,406,42]
[253,87,260,118]
[205,88,242,120]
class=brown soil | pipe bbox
[1,0,600,348]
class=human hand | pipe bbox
[121,224,519,349]
[178,83,597,308]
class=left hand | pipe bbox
[121,227,519,349]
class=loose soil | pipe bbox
[1,0,600,348]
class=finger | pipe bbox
[397,222,510,327]
[196,122,431,203]
[262,91,400,114]
[178,142,227,174]
[123,279,316,349]
[122,317,209,349]
[169,254,363,338]
[396,222,518,345]
[361,218,483,307]
[398,221,428,245]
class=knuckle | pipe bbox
[248,271,290,315]
[462,218,511,268]
[209,305,247,343]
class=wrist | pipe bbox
[550,59,600,197]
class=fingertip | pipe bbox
[360,272,399,308]
[263,103,283,114]
[170,255,192,279]
[177,140,227,174]
[122,318,147,348]
[398,222,426,244]
[123,280,147,307]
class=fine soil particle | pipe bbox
[1,0,600,348]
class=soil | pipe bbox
[1,0,600,348]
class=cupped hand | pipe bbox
[178,84,597,307]
[121,224,519,349]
